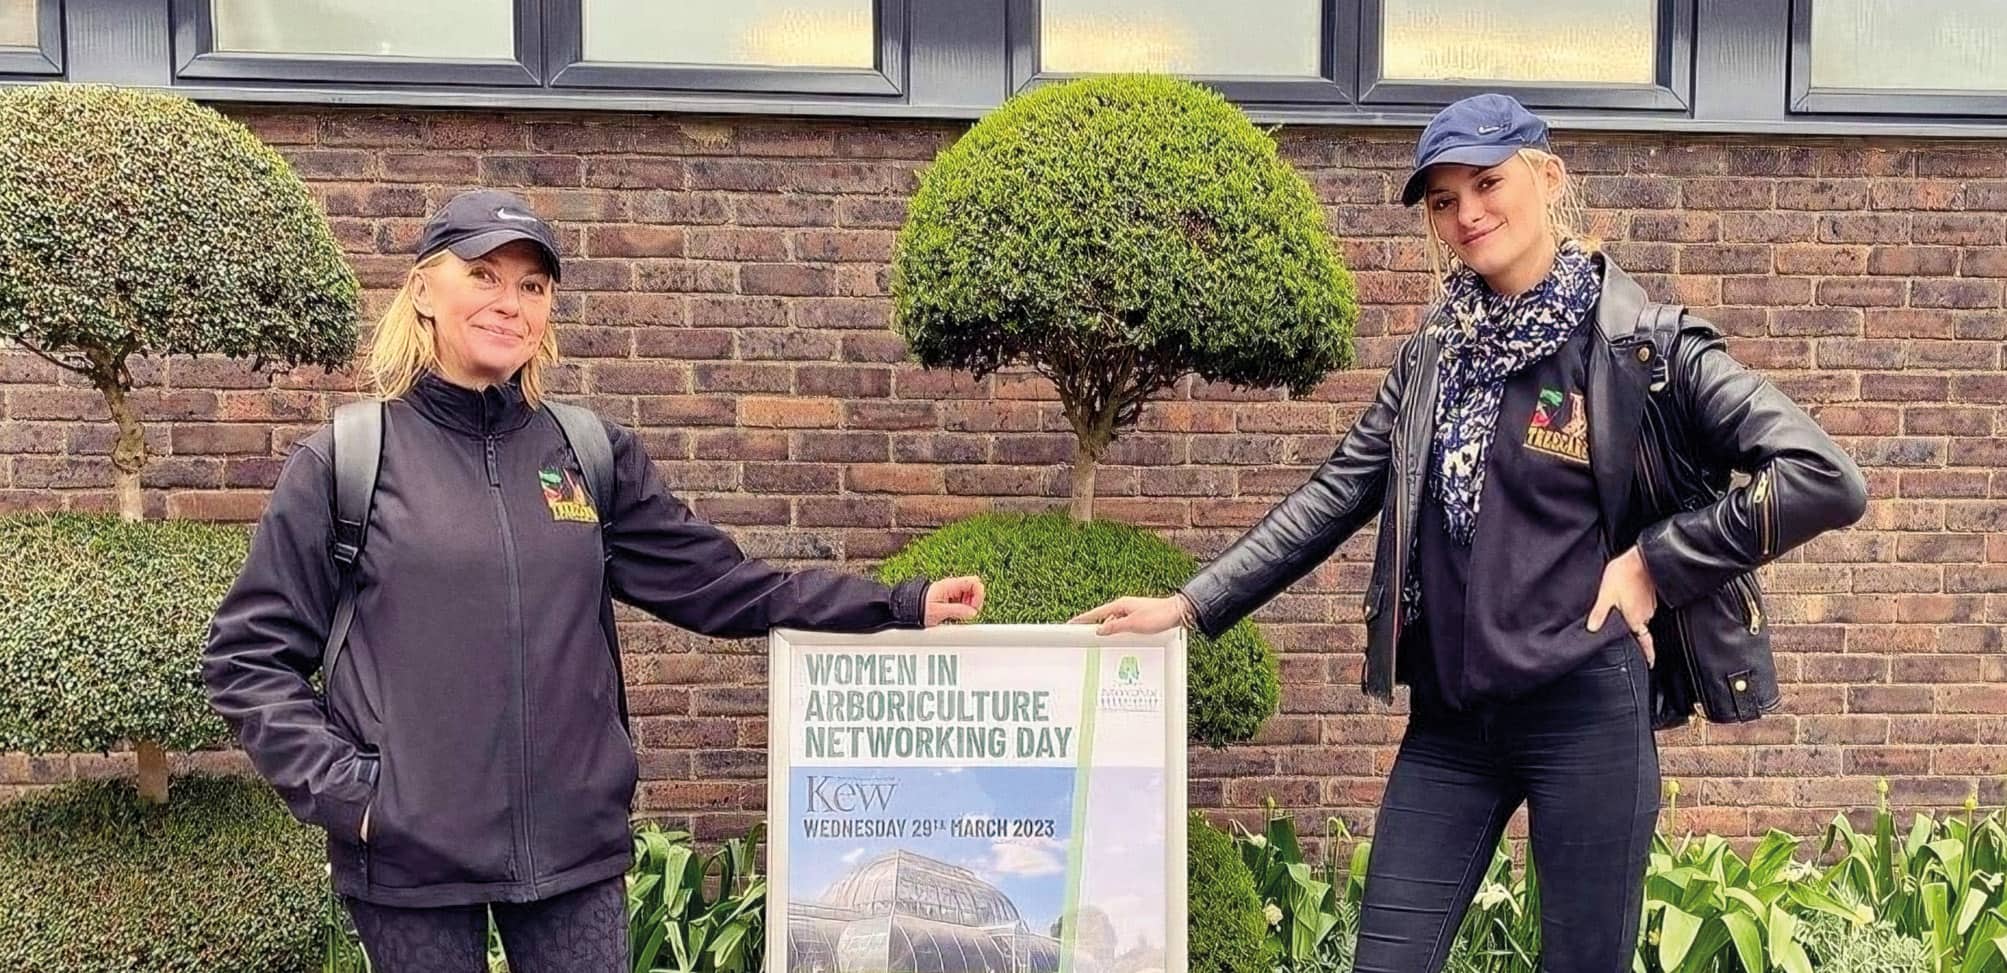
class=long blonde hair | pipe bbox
[363,251,561,406]
[1422,148,1596,296]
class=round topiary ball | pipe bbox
[0,83,357,367]
[877,511,1279,747]
[1188,812,1274,973]
[0,775,326,973]
[893,73,1355,394]
[0,514,248,754]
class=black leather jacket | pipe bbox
[1181,257,1867,730]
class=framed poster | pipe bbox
[768,624,1189,973]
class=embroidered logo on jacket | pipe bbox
[538,468,598,523]
[1525,387,1590,465]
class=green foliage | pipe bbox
[625,822,767,973]
[876,511,1279,746]
[325,824,768,973]
[1234,801,1347,965]
[1227,786,2004,973]
[1797,915,1932,973]
[0,774,325,973]
[894,73,1356,394]
[1819,791,2007,973]
[0,83,358,371]
[0,513,247,753]
[1191,812,1277,973]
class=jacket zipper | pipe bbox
[1751,467,1775,559]
[1732,574,1764,635]
[1636,428,1707,722]
[486,432,536,887]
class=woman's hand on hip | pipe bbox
[1069,594,1192,636]
[1587,547,1659,667]
[924,576,986,626]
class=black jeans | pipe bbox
[343,875,628,973]
[1355,640,1659,973]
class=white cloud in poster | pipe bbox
[990,836,1066,877]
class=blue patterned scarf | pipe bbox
[1428,241,1602,546]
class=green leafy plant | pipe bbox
[893,73,1356,520]
[626,822,767,973]
[1233,799,1346,965]
[1796,913,1933,973]
[1820,787,2007,973]
[0,81,357,802]
[1191,812,1276,973]
[0,774,325,973]
[0,514,246,794]
[878,511,1278,746]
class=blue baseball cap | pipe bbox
[1400,93,1551,206]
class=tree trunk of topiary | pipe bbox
[87,352,147,523]
[88,350,167,803]
[136,739,169,803]
[1070,433,1109,522]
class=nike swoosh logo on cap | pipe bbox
[1476,124,1506,135]
[495,208,540,222]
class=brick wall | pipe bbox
[2,107,2003,846]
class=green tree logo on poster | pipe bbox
[1118,656,1142,687]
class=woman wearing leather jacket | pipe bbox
[1074,94,1866,972]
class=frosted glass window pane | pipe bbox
[0,0,35,47]
[1040,0,1321,76]
[212,0,513,59]
[1811,0,2007,91]
[1381,0,1656,84]
[583,0,874,69]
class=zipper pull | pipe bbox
[485,437,500,487]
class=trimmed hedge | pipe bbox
[0,513,247,753]
[0,83,358,367]
[0,774,324,972]
[1188,812,1273,973]
[893,73,1356,395]
[877,512,1279,747]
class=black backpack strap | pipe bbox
[325,400,384,683]
[544,401,629,731]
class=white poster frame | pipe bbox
[767,624,1189,973]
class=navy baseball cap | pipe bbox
[416,189,562,281]
[1400,94,1551,206]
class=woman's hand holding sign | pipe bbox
[923,576,987,626]
[1068,593,1193,636]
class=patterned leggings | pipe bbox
[343,875,629,973]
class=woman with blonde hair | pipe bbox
[1075,94,1865,971]
[203,189,985,972]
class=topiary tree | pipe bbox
[878,512,1278,747]
[1188,812,1275,973]
[893,73,1357,521]
[0,83,358,522]
[0,514,246,803]
[0,774,327,973]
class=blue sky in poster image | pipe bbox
[788,766,1076,930]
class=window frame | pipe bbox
[543,0,906,96]
[1786,0,2007,117]
[0,0,63,76]
[1006,0,1355,104]
[1358,0,1693,111]
[169,0,542,87]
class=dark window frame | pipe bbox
[0,0,63,76]
[1786,0,2007,117]
[543,0,905,97]
[1006,0,1354,104]
[169,0,542,87]
[1358,0,1693,111]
